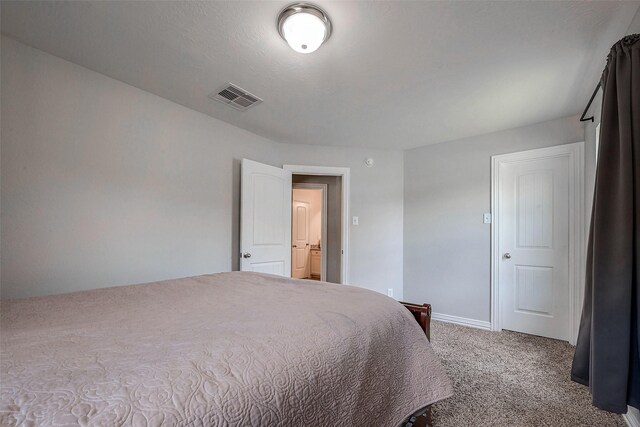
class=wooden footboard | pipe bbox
[400,302,432,342]
[400,302,434,427]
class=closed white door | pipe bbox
[499,155,570,341]
[240,159,292,276]
[291,200,310,279]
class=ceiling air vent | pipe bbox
[210,83,263,111]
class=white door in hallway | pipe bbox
[498,151,571,341]
[291,200,310,279]
[240,159,292,276]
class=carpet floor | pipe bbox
[428,321,625,427]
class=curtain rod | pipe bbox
[580,82,601,122]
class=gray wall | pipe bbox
[0,36,281,298]
[281,144,404,299]
[1,37,405,299]
[629,6,640,34]
[403,115,587,321]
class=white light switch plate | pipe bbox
[483,213,492,224]
[352,216,359,226]
[387,288,393,298]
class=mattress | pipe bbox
[0,272,452,426]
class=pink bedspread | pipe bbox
[0,272,452,426]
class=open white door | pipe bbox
[240,159,292,276]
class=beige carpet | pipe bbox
[428,321,625,427]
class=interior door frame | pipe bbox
[490,142,585,345]
[292,183,328,281]
[283,165,350,284]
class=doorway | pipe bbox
[491,142,585,344]
[291,185,327,281]
[285,165,349,284]
[239,160,349,284]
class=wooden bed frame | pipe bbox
[400,302,434,427]
[401,302,432,341]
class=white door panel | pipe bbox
[250,261,286,275]
[240,159,291,276]
[500,156,570,341]
[291,200,310,279]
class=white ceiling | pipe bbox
[2,1,638,150]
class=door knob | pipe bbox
[243,253,251,258]
[503,253,511,259]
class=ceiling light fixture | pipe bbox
[277,3,332,54]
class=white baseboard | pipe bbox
[431,312,492,330]
[623,407,640,427]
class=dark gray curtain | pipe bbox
[571,34,640,414]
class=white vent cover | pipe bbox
[210,83,263,111]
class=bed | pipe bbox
[0,272,452,426]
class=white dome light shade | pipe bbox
[278,3,332,54]
[282,12,326,53]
